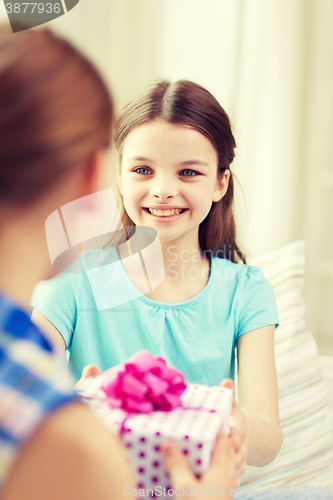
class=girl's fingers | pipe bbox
[75,364,101,388]
[209,431,234,471]
[161,440,193,491]
[235,443,247,471]
[219,378,235,396]
[230,429,243,451]
[83,364,101,376]
[235,453,246,470]
[238,462,246,475]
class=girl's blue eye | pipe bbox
[134,167,152,175]
[180,169,199,177]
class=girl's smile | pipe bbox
[142,205,189,222]
[119,119,230,247]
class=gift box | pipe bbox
[77,351,233,499]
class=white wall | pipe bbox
[0,0,159,110]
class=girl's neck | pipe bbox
[118,226,209,280]
[117,227,211,302]
[0,209,52,311]
[159,240,209,282]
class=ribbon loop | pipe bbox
[101,350,187,413]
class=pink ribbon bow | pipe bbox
[101,350,187,413]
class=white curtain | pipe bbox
[153,0,308,256]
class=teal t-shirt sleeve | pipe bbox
[31,272,81,349]
[236,265,279,340]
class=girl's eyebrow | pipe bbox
[176,160,210,167]
[128,156,155,163]
[127,157,210,167]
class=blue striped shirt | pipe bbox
[0,291,78,489]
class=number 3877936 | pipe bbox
[5,3,61,14]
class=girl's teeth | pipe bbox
[148,208,183,216]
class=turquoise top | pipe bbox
[31,247,279,385]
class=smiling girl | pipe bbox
[31,80,282,471]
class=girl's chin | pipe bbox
[154,230,188,245]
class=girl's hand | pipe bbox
[219,378,248,478]
[74,364,101,389]
[162,430,240,498]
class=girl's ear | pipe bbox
[213,169,230,202]
[79,148,110,199]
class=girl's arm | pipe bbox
[31,310,102,385]
[31,308,67,353]
[2,403,135,500]
[236,324,283,466]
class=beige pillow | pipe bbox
[237,240,333,493]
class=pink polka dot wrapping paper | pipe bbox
[77,378,233,499]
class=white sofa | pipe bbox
[236,240,333,493]
[320,355,333,412]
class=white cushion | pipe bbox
[237,240,333,492]
[319,355,333,412]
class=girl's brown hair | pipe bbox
[0,24,113,206]
[114,79,246,264]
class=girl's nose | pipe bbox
[150,177,178,200]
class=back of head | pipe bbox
[115,79,245,263]
[0,24,113,206]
